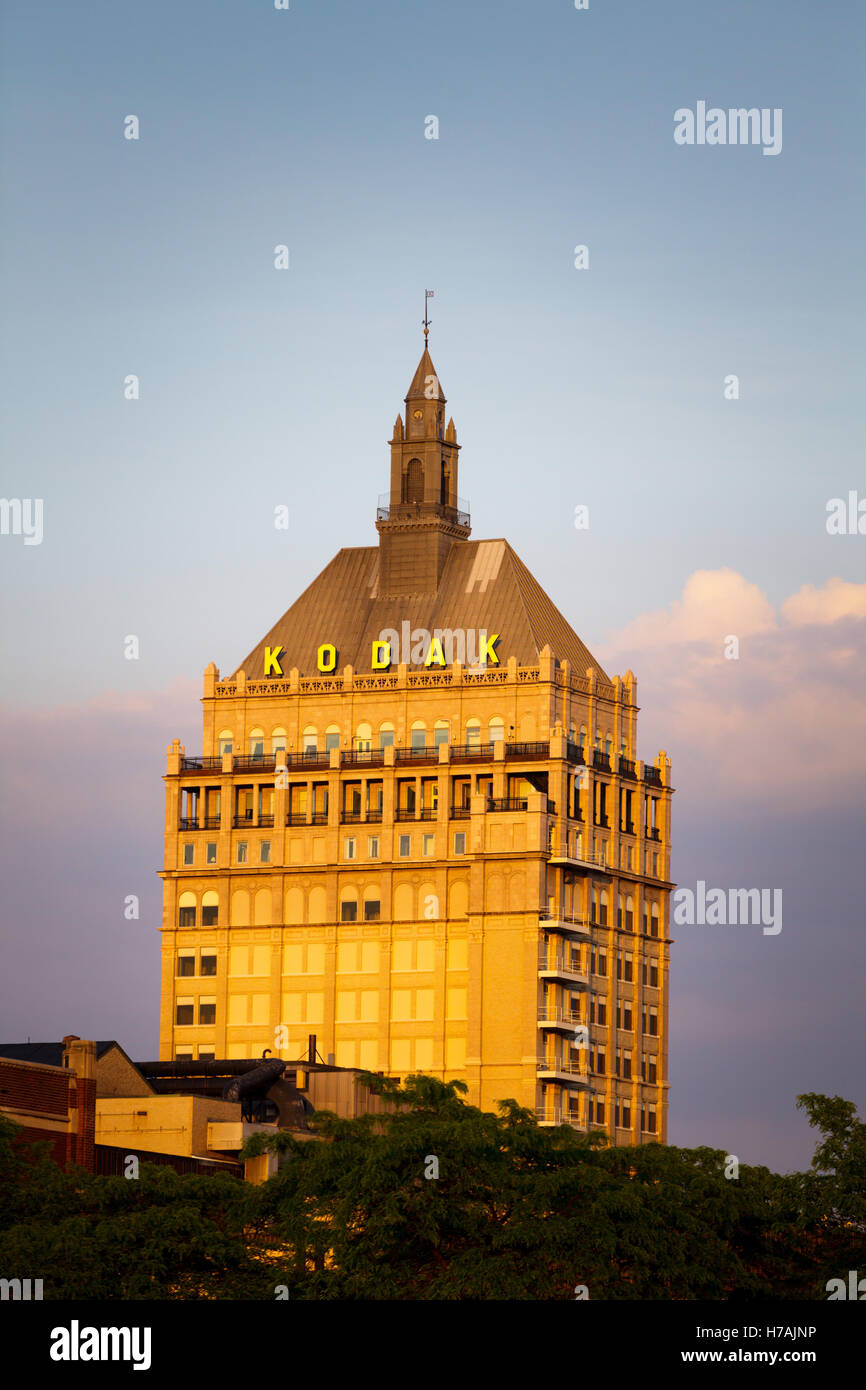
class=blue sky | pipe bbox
[1,0,864,1172]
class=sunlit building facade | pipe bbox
[159,343,673,1142]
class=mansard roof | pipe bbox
[231,538,610,682]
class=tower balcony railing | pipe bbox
[646,826,661,841]
[486,797,528,813]
[449,805,471,819]
[395,745,438,763]
[592,750,611,773]
[644,766,663,787]
[618,756,636,779]
[376,494,471,528]
[565,742,586,765]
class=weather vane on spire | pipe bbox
[423,288,434,343]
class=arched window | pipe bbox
[178,891,196,928]
[488,717,505,744]
[302,725,318,753]
[325,723,341,752]
[218,729,233,756]
[249,728,265,757]
[465,719,481,747]
[410,720,427,750]
[403,458,424,503]
[433,719,450,747]
[271,727,286,755]
[605,735,613,760]
[579,725,586,748]
[355,722,372,752]
[378,722,395,751]
[201,890,219,928]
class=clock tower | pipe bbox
[375,345,470,598]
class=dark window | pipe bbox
[177,957,195,977]
[176,1004,194,1026]
[198,1002,216,1026]
[341,901,358,922]
[404,457,424,502]
[200,954,217,977]
[364,900,381,922]
[178,907,196,928]
[202,906,218,927]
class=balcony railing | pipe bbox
[451,742,494,761]
[310,812,328,825]
[395,808,416,821]
[179,817,199,830]
[203,816,221,830]
[341,749,386,767]
[234,754,277,772]
[257,814,274,828]
[286,813,307,826]
[618,756,636,779]
[538,908,592,931]
[505,741,549,759]
[644,766,662,786]
[341,811,363,824]
[180,756,224,773]
[232,814,255,828]
[285,751,331,768]
[418,807,437,820]
[535,1108,585,1128]
[537,1007,585,1026]
[367,809,383,823]
[647,826,661,841]
[450,806,471,819]
[377,494,471,529]
[592,750,611,772]
[395,745,439,762]
[487,797,528,813]
[566,742,586,765]
[536,1058,589,1078]
[538,952,586,977]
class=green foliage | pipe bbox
[2,1089,863,1300]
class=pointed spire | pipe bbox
[445,417,457,442]
[405,347,446,403]
[392,413,404,441]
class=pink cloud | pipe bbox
[600,573,866,809]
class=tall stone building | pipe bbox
[159,341,673,1142]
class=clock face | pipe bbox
[412,409,423,419]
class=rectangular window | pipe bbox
[340,901,358,922]
[237,842,248,864]
[197,1051,215,1062]
[642,1105,657,1134]
[422,834,434,857]
[622,1050,632,1080]
[399,835,411,858]
[200,953,217,977]
[624,953,633,983]
[367,836,380,859]
[325,732,340,751]
[260,841,271,863]
[178,907,196,928]
[619,1100,631,1129]
[344,838,356,860]
[206,842,217,864]
[453,832,466,855]
[177,954,195,977]
[434,726,449,747]
[594,1047,605,1075]
[198,1001,216,1026]
[364,899,381,922]
[594,1097,605,1125]
[379,730,394,750]
[642,1053,658,1084]
[410,729,427,750]
[182,843,194,866]
[175,1002,194,1026]
[201,905,218,927]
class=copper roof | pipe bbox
[231,539,610,682]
